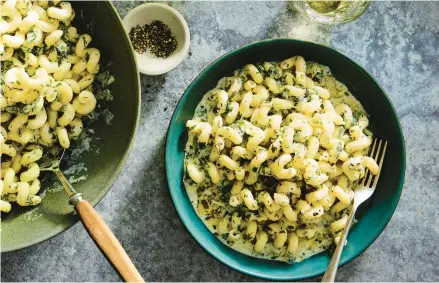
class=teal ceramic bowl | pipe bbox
[165,39,405,280]
[1,2,140,252]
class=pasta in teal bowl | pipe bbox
[165,39,405,280]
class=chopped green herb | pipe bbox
[353,111,362,121]
[59,22,69,40]
[312,72,323,83]
[95,70,115,89]
[26,28,40,43]
[95,89,113,102]
[219,183,232,203]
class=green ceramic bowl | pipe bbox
[165,39,405,280]
[1,2,140,252]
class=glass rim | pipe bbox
[293,0,371,25]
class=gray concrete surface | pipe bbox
[2,1,439,281]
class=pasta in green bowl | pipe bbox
[1,1,140,252]
[165,39,405,280]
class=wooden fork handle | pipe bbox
[75,200,145,282]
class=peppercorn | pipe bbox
[128,20,178,58]
[129,25,148,54]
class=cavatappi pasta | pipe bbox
[183,56,379,262]
[0,0,114,213]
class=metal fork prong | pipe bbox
[363,139,378,187]
[362,168,371,187]
[372,139,382,162]
[361,162,373,187]
[368,140,380,187]
[368,138,378,157]
[366,140,383,188]
[364,171,374,188]
[59,149,66,161]
[359,173,367,187]
[372,140,387,188]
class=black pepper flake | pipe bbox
[128,20,178,58]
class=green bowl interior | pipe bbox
[1,1,140,252]
[165,39,405,280]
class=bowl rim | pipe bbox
[122,3,190,76]
[2,1,141,253]
[165,38,406,280]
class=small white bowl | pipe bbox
[123,3,190,75]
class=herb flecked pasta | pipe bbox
[0,0,114,213]
[183,56,379,262]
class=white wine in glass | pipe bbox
[294,0,370,24]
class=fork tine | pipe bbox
[362,169,371,187]
[369,138,378,157]
[359,173,367,187]
[358,139,376,186]
[373,139,383,161]
[364,139,380,187]
[366,140,380,187]
[372,140,387,188]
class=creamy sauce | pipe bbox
[183,60,370,263]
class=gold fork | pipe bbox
[322,138,388,282]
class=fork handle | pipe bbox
[321,206,357,282]
[75,200,145,282]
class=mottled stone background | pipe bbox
[2,1,439,281]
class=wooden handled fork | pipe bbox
[41,150,145,282]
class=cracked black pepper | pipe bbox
[129,20,178,58]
